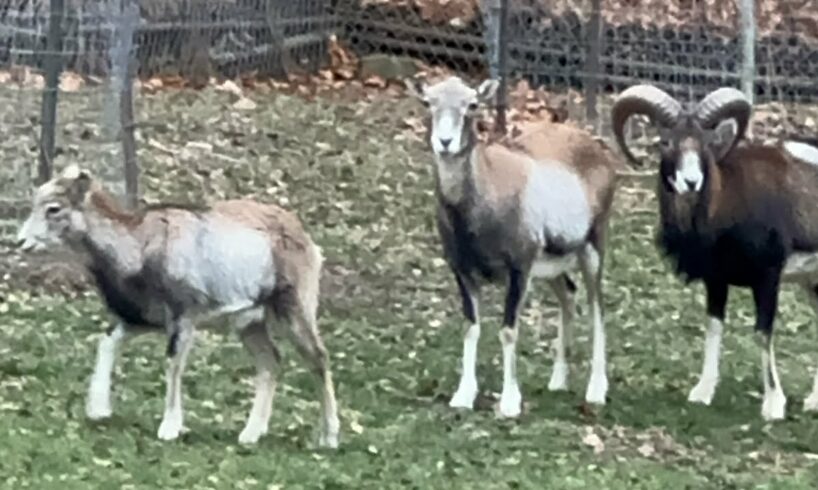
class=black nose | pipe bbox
[439,138,452,149]
[685,178,698,190]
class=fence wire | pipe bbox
[2,0,818,239]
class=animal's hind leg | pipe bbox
[157,319,195,441]
[803,284,818,412]
[578,243,608,405]
[238,317,281,445]
[281,300,340,449]
[87,323,139,420]
[547,274,575,391]
[753,272,786,421]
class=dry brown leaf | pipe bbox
[363,75,388,88]
[581,427,605,454]
[59,72,84,92]
[215,79,243,97]
[233,97,257,110]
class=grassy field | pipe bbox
[1,86,818,489]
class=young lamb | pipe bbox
[16,165,340,447]
[611,84,818,420]
[406,76,620,416]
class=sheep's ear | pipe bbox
[476,79,499,104]
[710,119,739,162]
[62,165,93,204]
[404,78,427,101]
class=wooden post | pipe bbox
[495,0,509,134]
[739,0,756,105]
[39,0,65,184]
[585,0,602,124]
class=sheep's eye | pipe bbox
[467,102,479,111]
[420,98,430,108]
[45,205,61,217]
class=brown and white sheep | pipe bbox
[16,165,340,447]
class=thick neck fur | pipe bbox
[433,118,481,205]
[70,189,146,277]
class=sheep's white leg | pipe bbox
[86,323,129,420]
[753,275,786,421]
[238,320,280,445]
[450,323,480,408]
[579,245,607,405]
[761,334,787,421]
[802,284,818,411]
[450,276,480,409]
[157,321,195,441]
[548,276,575,391]
[688,317,724,405]
[497,269,528,418]
[499,327,522,417]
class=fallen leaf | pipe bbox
[233,97,257,110]
[582,428,605,454]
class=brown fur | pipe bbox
[704,142,818,245]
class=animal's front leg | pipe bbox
[498,267,529,418]
[450,273,481,410]
[688,279,728,405]
[157,320,195,441]
[86,323,129,419]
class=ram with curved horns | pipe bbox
[611,84,818,421]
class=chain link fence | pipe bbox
[0,0,334,240]
[1,0,818,239]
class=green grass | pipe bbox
[2,88,818,489]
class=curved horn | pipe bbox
[696,87,752,158]
[611,84,682,167]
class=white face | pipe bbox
[670,150,704,194]
[16,165,90,252]
[407,76,498,157]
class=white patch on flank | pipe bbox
[671,150,704,194]
[521,160,592,250]
[782,252,818,283]
[450,322,481,409]
[86,323,127,420]
[498,328,522,417]
[688,316,723,405]
[165,219,276,309]
[783,140,818,167]
[761,339,787,421]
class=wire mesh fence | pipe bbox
[2,0,818,240]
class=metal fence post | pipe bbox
[39,0,65,184]
[739,0,755,104]
[110,0,139,209]
[480,0,501,80]
[585,0,602,124]
[495,0,509,134]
